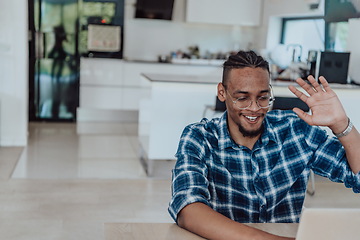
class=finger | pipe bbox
[307,75,323,92]
[292,107,313,125]
[318,76,332,93]
[288,85,309,103]
[295,77,316,95]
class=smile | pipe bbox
[245,115,259,122]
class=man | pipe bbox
[168,50,360,240]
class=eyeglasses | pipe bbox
[226,87,275,110]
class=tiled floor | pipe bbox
[1,122,174,240]
[13,122,144,179]
[0,121,359,240]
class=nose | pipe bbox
[247,100,261,111]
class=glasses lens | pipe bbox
[229,91,273,109]
[235,98,251,109]
[257,96,271,108]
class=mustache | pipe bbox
[239,113,265,117]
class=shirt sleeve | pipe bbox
[303,122,360,193]
[168,124,211,223]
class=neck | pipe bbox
[235,134,260,150]
[228,125,261,150]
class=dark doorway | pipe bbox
[28,0,80,122]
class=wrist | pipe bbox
[332,118,353,138]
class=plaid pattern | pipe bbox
[168,110,360,223]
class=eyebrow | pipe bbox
[234,89,270,94]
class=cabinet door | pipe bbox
[186,0,261,26]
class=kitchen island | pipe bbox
[138,73,221,175]
[139,73,360,175]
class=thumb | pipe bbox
[292,107,313,125]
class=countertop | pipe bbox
[141,72,360,89]
[141,73,219,84]
[126,58,225,67]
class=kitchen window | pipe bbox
[281,17,351,56]
[325,21,349,51]
[280,17,325,62]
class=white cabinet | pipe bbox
[186,0,262,26]
[121,61,222,110]
[80,86,123,110]
[80,58,124,86]
[138,74,219,175]
[79,58,125,112]
[78,57,223,121]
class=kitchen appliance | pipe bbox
[135,0,175,20]
[315,51,350,84]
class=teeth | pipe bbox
[245,116,258,121]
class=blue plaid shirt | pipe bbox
[168,110,360,223]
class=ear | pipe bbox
[217,83,226,102]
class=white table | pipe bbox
[105,222,299,240]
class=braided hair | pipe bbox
[222,50,270,87]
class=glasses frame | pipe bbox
[226,85,275,110]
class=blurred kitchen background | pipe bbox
[1,0,360,147]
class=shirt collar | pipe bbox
[259,117,278,146]
[217,111,278,150]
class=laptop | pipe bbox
[296,208,360,240]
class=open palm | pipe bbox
[288,75,348,130]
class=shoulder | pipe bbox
[179,117,223,147]
[266,109,328,143]
[182,117,221,138]
[265,109,312,136]
[266,109,299,121]
[266,109,303,126]
[177,117,221,157]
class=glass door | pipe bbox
[29,0,80,121]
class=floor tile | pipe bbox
[0,121,358,240]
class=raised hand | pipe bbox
[288,75,348,133]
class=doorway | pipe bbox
[28,0,124,121]
[28,0,80,122]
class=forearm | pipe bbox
[178,202,294,240]
[337,126,360,174]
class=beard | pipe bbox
[238,119,264,138]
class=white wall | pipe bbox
[0,0,28,146]
[259,0,324,50]
[125,0,326,61]
[347,18,360,84]
[123,0,328,61]
[123,0,258,61]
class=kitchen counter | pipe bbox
[78,58,223,122]
[138,73,219,175]
[141,73,219,84]
[126,58,225,67]
[143,72,360,89]
[272,79,360,89]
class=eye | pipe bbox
[236,97,249,102]
[258,95,270,101]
